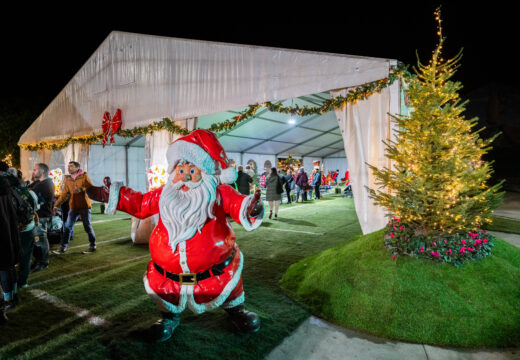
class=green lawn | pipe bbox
[280,230,520,348]
[1,193,361,359]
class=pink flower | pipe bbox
[484,230,487,234]
[475,239,482,246]
[392,255,397,260]
[483,238,489,243]
[444,240,447,244]
[420,247,424,252]
[390,232,395,238]
[400,226,405,230]
[432,242,436,246]
[446,249,452,255]
[432,251,440,258]
[460,247,466,254]
[461,240,466,245]
[468,247,474,252]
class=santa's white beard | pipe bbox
[159,173,219,252]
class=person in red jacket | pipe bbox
[89,130,264,342]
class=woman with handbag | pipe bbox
[266,168,283,219]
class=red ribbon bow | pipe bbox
[102,109,122,147]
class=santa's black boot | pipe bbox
[148,312,180,342]
[224,304,261,333]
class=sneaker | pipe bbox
[52,247,67,255]
[82,247,96,254]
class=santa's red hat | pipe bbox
[166,129,238,184]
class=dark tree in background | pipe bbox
[0,96,46,168]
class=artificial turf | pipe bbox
[280,229,520,348]
[0,192,361,359]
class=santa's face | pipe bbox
[159,161,219,251]
[172,163,202,192]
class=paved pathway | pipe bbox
[266,192,520,360]
[267,316,520,360]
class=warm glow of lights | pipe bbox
[49,168,63,197]
[147,165,168,190]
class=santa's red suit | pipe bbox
[105,129,263,316]
[113,183,259,314]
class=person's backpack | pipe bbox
[10,182,36,230]
[276,176,284,194]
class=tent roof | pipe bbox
[198,92,345,158]
[20,31,397,151]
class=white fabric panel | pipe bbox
[128,147,146,193]
[20,31,391,145]
[332,87,396,234]
[76,144,90,172]
[61,145,74,169]
[302,157,322,173]
[323,158,349,177]
[225,152,241,167]
[241,154,276,175]
[145,130,173,172]
[88,145,127,186]
[49,151,67,172]
[19,150,35,181]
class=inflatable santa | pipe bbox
[88,129,264,342]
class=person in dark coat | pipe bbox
[29,163,55,272]
[294,167,308,203]
[284,169,294,204]
[0,166,22,320]
[265,168,283,219]
[234,166,253,196]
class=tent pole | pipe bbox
[125,145,129,186]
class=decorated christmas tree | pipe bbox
[368,8,503,239]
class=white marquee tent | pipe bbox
[19,31,401,234]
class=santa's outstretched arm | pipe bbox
[219,185,264,231]
[89,179,162,219]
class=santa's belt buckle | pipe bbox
[179,273,197,285]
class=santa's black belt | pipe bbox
[153,249,236,285]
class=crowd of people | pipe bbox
[235,165,349,220]
[0,160,96,323]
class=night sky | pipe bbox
[3,3,515,104]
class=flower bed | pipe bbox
[385,217,495,267]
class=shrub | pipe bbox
[385,217,495,267]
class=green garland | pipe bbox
[19,64,409,151]
[208,63,409,133]
[18,118,190,151]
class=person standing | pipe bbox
[284,169,294,204]
[29,163,55,272]
[0,167,21,320]
[294,167,308,203]
[312,167,322,200]
[235,166,253,196]
[266,168,283,219]
[52,161,96,254]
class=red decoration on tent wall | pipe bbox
[102,109,122,147]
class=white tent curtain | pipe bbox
[331,84,398,234]
[145,130,173,175]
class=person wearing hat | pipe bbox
[88,129,264,342]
